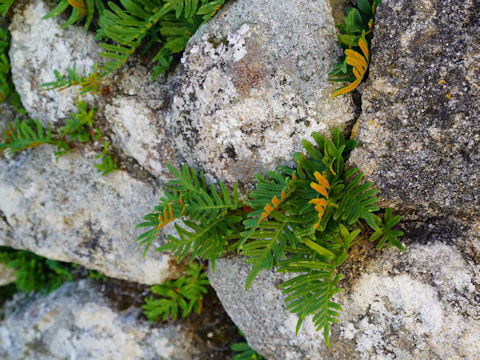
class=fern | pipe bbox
[0,246,73,294]
[329,0,381,96]
[370,208,405,250]
[231,342,265,360]
[142,262,209,321]
[140,129,404,347]
[0,0,14,17]
[97,0,225,79]
[137,163,244,269]
[0,118,65,154]
[239,128,403,346]
[42,0,105,31]
[41,64,101,94]
[94,141,119,176]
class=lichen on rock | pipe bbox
[167,0,355,186]
[349,0,480,218]
[0,280,205,359]
[0,146,178,285]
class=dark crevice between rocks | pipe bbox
[89,275,243,359]
[0,210,12,230]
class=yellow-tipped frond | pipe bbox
[156,200,186,230]
[68,0,86,14]
[332,30,370,98]
[257,182,293,224]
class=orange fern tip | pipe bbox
[68,0,86,14]
[156,201,186,230]
[310,182,329,198]
[313,171,330,189]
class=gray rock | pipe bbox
[349,0,480,217]
[103,66,177,182]
[0,280,203,359]
[9,0,176,180]
[167,0,355,186]
[9,0,102,126]
[0,145,179,285]
[208,219,480,359]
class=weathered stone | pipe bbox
[0,263,15,286]
[349,0,480,217]
[103,66,177,182]
[0,280,204,359]
[208,219,480,359]
[9,0,102,125]
[0,146,179,285]
[167,0,355,186]
[9,0,176,180]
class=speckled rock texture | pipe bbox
[0,280,204,360]
[167,0,355,186]
[349,0,480,217]
[9,0,102,126]
[208,219,480,360]
[9,0,177,180]
[0,146,179,285]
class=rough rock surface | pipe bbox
[167,0,355,185]
[0,280,204,359]
[349,0,480,217]
[9,0,102,125]
[209,219,480,359]
[103,66,177,182]
[9,0,176,180]
[0,146,178,285]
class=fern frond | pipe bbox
[332,167,380,230]
[332,31,369,97]
[278,225,359,346]
[142,262,209,321]
[329,0,380,95]
[98,1,172,76]
[41,64,101,94]
[137,164,243,266]
[42,0,103,31]
[159,213,242,269]
[94,141,119,176]
[370,208,405,250]
[0,118,55,153]
[0,0,14,17]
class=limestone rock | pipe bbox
[103,66,177,182]
[349,0,480,217]
[167,0,355,186]
[9,0,176,180]
[0,146,178,285]
[208,219,480,359]
[0,280,204,359]
[9,0,102,125]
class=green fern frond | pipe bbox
[332,167,380,230]
[98,0,225,78]
[142,262,209,321]
[137,164,244,268]
[42,0,105,31]
[329,0,381,95]
[94,141,119,176]
[0,0,14,17]
[58,100,97,140]
[0,118,56,153]
[41,64,101,94]
[278,225,360,346]
[231,342,265,360]
[370,208,405,250]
